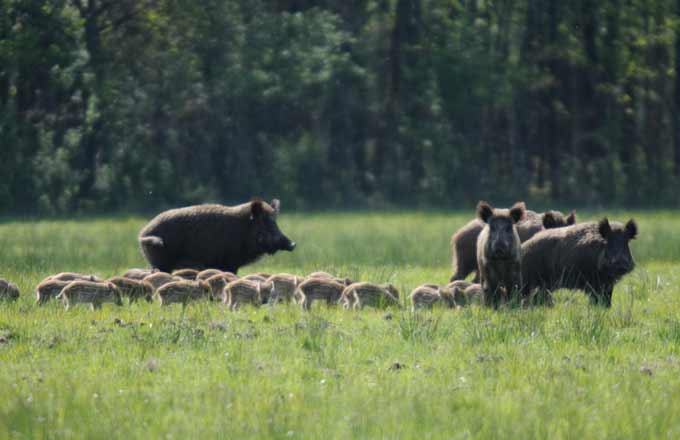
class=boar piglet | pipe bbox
[35,280,70,305]
[121,268,158,280]
[0,279,19,301]
[223,279,270,311]
[476,201,525,308]
[521,218,637,307]
[266,274,301,304]
[57,281,123,310]
[108,277,153,303]
[155,280,211,306]
[340,282,400,310]
[143,272,181,292]
[172,269,199,280]
[138,199,295,274]
[295,278,345,311]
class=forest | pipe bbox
[1,0,679,213]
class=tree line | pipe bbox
[1,0,679,214]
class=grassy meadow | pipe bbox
[1,210,680,438]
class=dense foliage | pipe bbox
[2,0,679,213]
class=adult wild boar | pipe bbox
[138,199,296,274]
[521,218,637,307]
[450,207,576,282]
[476,201,525,307]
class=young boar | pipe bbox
[121,268,158,280]
[408,285,456,309]
[205,273,234,301]
[0,279,19,301]
[295,278,345,311]
[450,208,576,282]
[48,272,101,282]
[108,277,153,303]
[521,218,637,307]
[340,282,400,310]
[172,269,199,280]
[138,199,296,274]
[266,273,301,304]
[307,271,353,286]
[35,280,70,305]
[57,281,123,310]
[143,272,181,292]
[223,279,269,311]
[196,269,225,281]
[155,280,211,306]
[476,201,525,308]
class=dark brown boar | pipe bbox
[138,199,295,274]
[450,208,576,282]
[521,218,637,307]
[476,201,525,308]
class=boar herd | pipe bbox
[0,198,638,311]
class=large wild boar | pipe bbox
[521,218,637,307]
[476,201,525,307]
[450,208,576,282]
[138,199,295,274]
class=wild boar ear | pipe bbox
[598,218,611,238]
[542,212,557,229]
[250,200,264,220]
[567,210,577,225]
[509,201,526,223]
[271,199,281,214]
[476,201,493,223]
[625,219,638,240]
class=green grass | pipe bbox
[1,210,679,439]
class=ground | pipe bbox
[0,210,679,439]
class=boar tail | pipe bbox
[140,235,164,248]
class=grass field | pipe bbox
[1,210,680,439]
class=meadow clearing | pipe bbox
[0,210,679,439]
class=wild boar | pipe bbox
[521,218,637,307]
[196,269,225,281]
[340,282,400,310]
[48,272,101,282]
[223,279,270,311]
[295,278,345,311]
[108,277,153,303]
[306,271,352,286]
[155,280,211,306]
[138,199,296,273]
[0,279,19,301]
[35,279,70,305]
[121,268,158,280]
[57,281,123,310]
[476,201,525,308]
[446,280,473,307]
[171,269,199,280]
[205,273,239,301]
[266,273,301,304]
[408,285,456,309]
[450,208,576,282]
[143,272,181,292]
